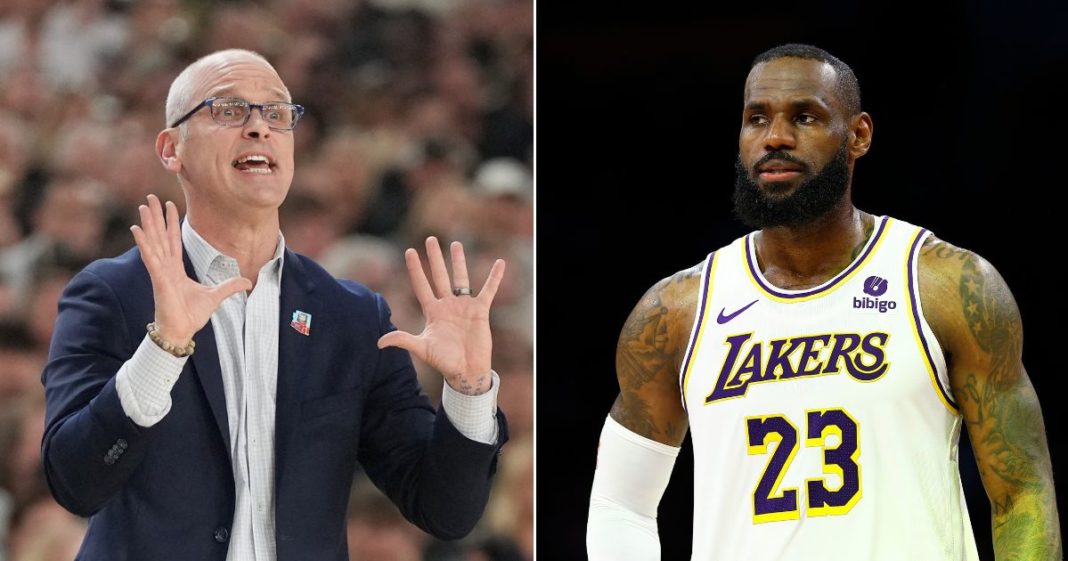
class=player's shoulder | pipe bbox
[638,257,708,321]
[621,256,710,361]
[916,234,1020,351]
[916,234,1005,292]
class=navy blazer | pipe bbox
[41,246,507,561]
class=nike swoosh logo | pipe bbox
[717,300,758,324]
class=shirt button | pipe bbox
[214,527,229,543]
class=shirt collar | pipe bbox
[181,219,286,285]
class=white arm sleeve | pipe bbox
[587,415,680,561]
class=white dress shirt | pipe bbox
[115,221,499,561]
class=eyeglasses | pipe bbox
[169,97,305,131]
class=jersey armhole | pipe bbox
[905,229,959,414]
[678,252,718,413]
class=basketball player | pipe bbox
[586,44,1061,560]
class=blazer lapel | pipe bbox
[274,250,320,488]
[182,251,232,452]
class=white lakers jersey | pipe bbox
[679,216,979,560]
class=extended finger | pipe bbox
[450,241,471,295]
[150,195,172,258]
[130,225,149,258]
[403,248,436,306]
[144,195,168,257]
[377,330,422,355]
[138,203,164,259]
[130,225,161,275]
[210,276,252,306]
[477,258,507,305]
[166,201,182,259]
[424,236,452,298]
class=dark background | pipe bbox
[538,2,1068,559]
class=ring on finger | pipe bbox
[453,287,473,296]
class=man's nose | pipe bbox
[764,115,795,151]
[243,109,271,139]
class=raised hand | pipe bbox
[129,195,252,346]
[377,237,506,396]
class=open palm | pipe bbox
[378,237,506,396]
[129,195,251,345]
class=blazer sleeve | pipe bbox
[355,292,509,540]
[41,268,151,516]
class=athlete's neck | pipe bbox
[753,203,874,291]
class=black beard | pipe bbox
[732,145,851,229]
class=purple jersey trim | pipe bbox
[745,216,889,299]
[679,253,716,412]
[907,228,958,410]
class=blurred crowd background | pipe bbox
[0,0,532,560]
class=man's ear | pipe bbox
[156,129,182,173]
[849,111,873,160]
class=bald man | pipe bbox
[41,49,509,561]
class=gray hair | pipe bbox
[164,49,283,132]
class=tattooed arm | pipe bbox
[587,262,703,561]
[919,237,1061,560]
[609,262,703,445]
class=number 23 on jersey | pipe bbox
[745,408,861,523]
